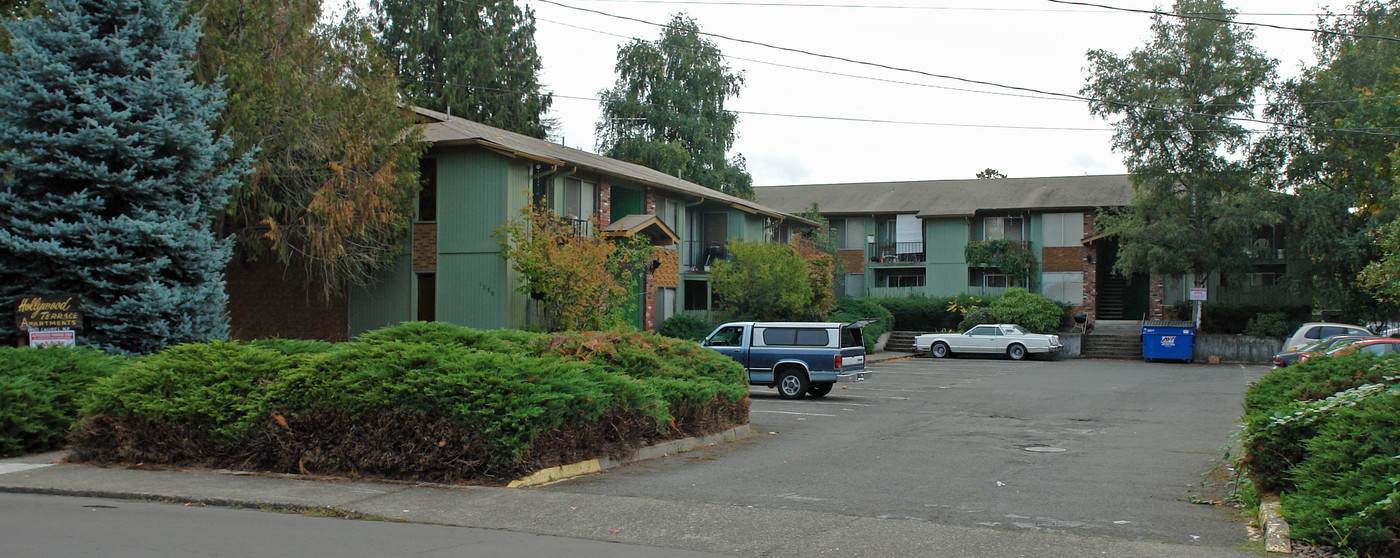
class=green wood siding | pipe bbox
[348,253,413,336]
[611,187,643,221]
[429,148,529,330]
[925,218,970,296]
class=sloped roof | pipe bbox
[753,174,1134,218]
[411,106,814,226]
[602,214,679,246]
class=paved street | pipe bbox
[0,492,736,558]
[553,356,1268,547]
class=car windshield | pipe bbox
[1003,325,1029,335]
[1295,341,1325,353]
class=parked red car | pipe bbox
[1297,338,1400,364]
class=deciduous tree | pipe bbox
[497,205,653,331]
[373,0,553,138]
[1082,0,1278,323]
[0,0,250,354]
[1262,0,1400,313]
[597,14,753,199]
[711,240,830,321]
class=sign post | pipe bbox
[1189,288,1208,329]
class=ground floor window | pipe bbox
[655,287,677,323]
[842,273,864,298]
[968,268,1019,289]
[683,279,709,311]
[1041,271,1084,304]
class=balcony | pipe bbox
[682,240,727,272]
[868,241,925,264]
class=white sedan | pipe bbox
[913,324,1064,360]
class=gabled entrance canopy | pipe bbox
[602,214,679,246]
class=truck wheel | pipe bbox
[930,342,950,358]
[1007,344,1027,360]
[777,370,809,399]
[807,382,834,398]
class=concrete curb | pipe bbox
[1259,497,1291,553]
[507,424,752,488]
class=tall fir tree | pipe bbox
[0,0,249,354]
[597,14,753,200]
[372,0,552,138]
[1082,0,1277,322]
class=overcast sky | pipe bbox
[516,0,1339,187]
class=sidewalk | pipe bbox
[0,450,1256,558]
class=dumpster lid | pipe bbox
[1142,320,1194,328]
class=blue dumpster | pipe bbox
[1142,321,1194,362]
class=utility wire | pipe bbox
[1046,0,1400,43]
[561,0,1334,17]
[538,15,1400,108]
[532,0,1400,137]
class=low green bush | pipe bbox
[0,346,125,456]
[657,314,713,342]
[244,338,337,355]
[989,288,1063,333]
[71,324,749,484]
[1172,302,1311,334]
[1243,312,1290,338]
[876,294,982,331]
[1242,354,1397,492]
[957,306,995,331]
[1283,390,1400,555]
[830,298,894,352]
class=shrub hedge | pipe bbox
[830,298,895,352]
[0,346,125,456]
[1241,353,1393,492]
[875,294,986,331]
[71,323,749,484]
[1240,353,1400,556]
[657,314,713,342]
[1171,302,1311,334]
[989,288,1064,333]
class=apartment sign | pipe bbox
[15,294,84,332]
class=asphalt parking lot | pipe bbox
[553,356,1269,548]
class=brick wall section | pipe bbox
[1082,213,1098,323]
[1148,275,1166,320]
[412,223,437,272]
[596,178,611,228]
[641,187,657,331]
[225,258,347,341]
[1041,246,1082,272]
[837,249,866,275]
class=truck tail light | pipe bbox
[834,354,843,371]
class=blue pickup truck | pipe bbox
[702,321,871,399]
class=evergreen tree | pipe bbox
[597,14,753,200]
[373,0,553,138]
[1082,0,1278,322]
[0,0,249,354]
[192,0,426,296]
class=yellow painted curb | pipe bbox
[507,459,602,488]
[508,424,750,488]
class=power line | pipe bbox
[1045,0,1400,44]
[560,0,1333,17]
[537,15,1400,109]
[532,0,1400,137]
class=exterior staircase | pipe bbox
[1096,274,1128,320]
[885,331,927,353]
[1081,320,1143,360]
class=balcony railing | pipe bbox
[868,241,925,264]
[682,240,727,272]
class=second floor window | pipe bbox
[563,178,596,221]
[982,216,1024,241]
